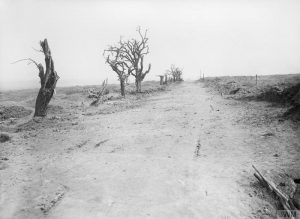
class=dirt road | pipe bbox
[1,82,299,219]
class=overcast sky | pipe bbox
[1,0,300,90]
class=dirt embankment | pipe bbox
[203,75,300,217]
[203,74,300,121]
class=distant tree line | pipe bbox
[166,64,183,83]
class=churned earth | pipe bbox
[0,81,299,219]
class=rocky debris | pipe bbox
[88,87,109,99]
[33,183,69,215]
[39,191,65,214]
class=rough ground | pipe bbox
[0,82,299,219]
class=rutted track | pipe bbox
[1,82,299,219]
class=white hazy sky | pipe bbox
[1,0,300,90]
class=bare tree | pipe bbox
[13,39,59,117]
[167,65,183,82]
[119,27,151,92]
[103,43,133,97]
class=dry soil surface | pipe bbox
[1,82,299,219]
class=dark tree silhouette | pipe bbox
[34,39,59,116]
[119,27,151,92]
[104,43,133,97]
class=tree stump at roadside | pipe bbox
[158,75,164,85]
[34,39,59,117]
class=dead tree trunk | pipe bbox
[90,79,108,105]
[159,75,164,85]
[104,43,132,97]
[120,79,125,97]
[135,79,142,93]
[34,39,59,117]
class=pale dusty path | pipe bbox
[45,82,256,219]
[2,82,275,219]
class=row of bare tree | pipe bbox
[166,65,183,82]
[158,65,184,85]
[15,27,183,117]
[103,27,151,97]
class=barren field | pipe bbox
[0,79,299,219]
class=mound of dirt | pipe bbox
[0,133,10,142]
[258,83,300,121]
[205,77,300,105]
[205,79,249,96]
[257,83,300,105]
[16,114,76,132]
[204,76,300,122]
[0,105,32,121]
[256,86,285,103]
[284,105,300,121]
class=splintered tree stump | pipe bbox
[120,80,125,96]
[90,79,108,106]
[34,39,59,117]
[159,75,164,85]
